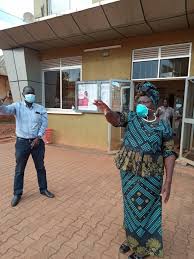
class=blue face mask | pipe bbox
[24,94,36,103]
[136,104,148,118]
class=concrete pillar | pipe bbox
[3,48,42,104]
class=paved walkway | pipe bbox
[0,123,15,144]
[0,143,194,259]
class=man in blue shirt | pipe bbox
[0,86,54,207]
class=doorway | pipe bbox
[133,79,185,150]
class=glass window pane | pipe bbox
[78,83,98,111]
[100,83,110,106]
[132,60,158,79]
[159,57,189,78]
[62,68,80,109]
[71,0,92,10]
[44,71,60,108]
[122,88,130,113]
[50,0,70,14]
[111,82,121,111]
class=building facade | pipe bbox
[1,0,194,164]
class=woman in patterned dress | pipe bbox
[94,82,177,259]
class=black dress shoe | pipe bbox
[119,241,130,254]
[40,190,55,198]
[11,195,21,207]
[128,253,146,259]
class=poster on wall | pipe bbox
[100,83,110,106]
[78,83,98,111]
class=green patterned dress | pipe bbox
[114,112,177,257]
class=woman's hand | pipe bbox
[93,100,111,115]
[161,181,172,203]
[94,100,121,126]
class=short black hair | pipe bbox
[22,86,35,94]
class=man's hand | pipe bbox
[0,96,6,104]
[161,181,172,203]
[31,138,40,149]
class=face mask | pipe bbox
[136,104,148,118]
[24,94,36,103]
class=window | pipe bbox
[159,57,189,78]
[71,0,92,10]
[49,0,70,14]
[133,60,158,79]
[44,70,60,108]
[132,43,191,80]
[49,0,92,14]
[42,57,82,110]
[62,68,80,109]
[76,80,131,113]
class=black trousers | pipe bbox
[14,138,47,195]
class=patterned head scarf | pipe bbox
[136,81,159,107]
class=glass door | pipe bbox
[108,80,134,152]
[120,86,131,141]
[180,77,194,166]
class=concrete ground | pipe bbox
[0,143,194,259]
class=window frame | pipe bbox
[159,57,190,78]
[131,43,192,81]
[132,59,159,80]
[42,64,82,114]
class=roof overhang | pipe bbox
[0,0,194,51]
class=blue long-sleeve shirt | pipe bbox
[0,102,48,139]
